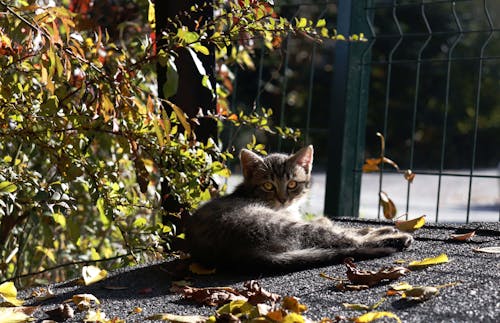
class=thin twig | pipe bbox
[0,250,146,285]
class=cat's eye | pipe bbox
[287,180,298,189]
[262,182,274,191]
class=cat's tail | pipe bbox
[251,247,397,272]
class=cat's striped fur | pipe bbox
[186,146,412,271]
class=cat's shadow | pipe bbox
[25,259,280,307]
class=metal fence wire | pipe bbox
[224,0,500,223]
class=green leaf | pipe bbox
[296,17,307,28]
[163,57,178,99]
[191,44,209,55]
[316,19,326,28]
[0,181,17,194]
[52,212,67,229]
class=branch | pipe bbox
[0,250,148,285]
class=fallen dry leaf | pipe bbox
[171,281,280,307]
[472,246,500,254]
[402,286,439,301]
[45,304,74,322]
[31,287,55,301]
[0,307,35,323]
[0,282,24,306]
[387,282,413,296]
[83,309,107,323]
[345,258,410,287]
[395,215,426,232]
[450,231,476,241]
[82,265,108,286]
[408,253,449,269]
[66,293,100,311]
[379,191,397,220]
[342,298,386,311]
[282,296,307,314]
[146,313,207,322]
[354,311,402,323]
[171,285,246,307]
[240,280,281,305]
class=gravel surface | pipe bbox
[19,220,500,323]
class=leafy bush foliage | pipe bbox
[0,0,353,286]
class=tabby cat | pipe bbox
[186,146,412,271]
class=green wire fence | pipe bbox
[224,0,500,223]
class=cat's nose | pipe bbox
[278,197,287,205]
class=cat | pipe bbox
[185,145,413,271]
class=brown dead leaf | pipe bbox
[31,287,55,301]
[379,191,397,220]
[45,304,74,322]
[171,285,246,307]
[282,296,307,314]
[171,281,281,308]
[450,231,476,241]
[66,293,100,311]
[344,258,410,287]
[362,158,381,172]
[240,280,281,305]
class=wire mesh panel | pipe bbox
[223,0,499,223]
[223,0,342,165]
[362,0,500,222]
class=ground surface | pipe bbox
[20,220,500,323]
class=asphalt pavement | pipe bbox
[19,220,500,323]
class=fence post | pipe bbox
[324,0,372,217]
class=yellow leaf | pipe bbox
[84,309,107,323]
[402,286,439,301]
[188,263,216,275]
[146,313,207,322]
[165,100,192,137]
[70,293,101,306]
[355,311,401,323]
[0,307,34,323]
[0,282,24,306]
[408,253,449,269]
[389,282,413,291]
[282,312,305,323]
[395,215,426,232]
[82,266,108,285]
[100,95,115,122]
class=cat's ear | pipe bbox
[240,149,264,179]
[290,145,313,174]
